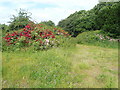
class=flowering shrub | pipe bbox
[3,23,70,51]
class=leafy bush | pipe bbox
[76,30,101,44]
[76,30,118,48]
[2,23,71,51]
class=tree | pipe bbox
[58,10,97,37]
[0,24,9,36]
[8,9,32,31]
[94,2,120,38]
[40,20,55,26]
[58,2,120,38]
[0,24,8,31]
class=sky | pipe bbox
[0,0,99,25]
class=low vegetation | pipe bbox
[76,30,118,48]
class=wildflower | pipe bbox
[25,25,31,29]
[24,28,26,31]
[51,35,55,38]
[16,37,18,39]
[9,33,15,36]
[45,39,49,43]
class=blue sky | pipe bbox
[0,0,99,25]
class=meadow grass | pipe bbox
[2,44,118,88]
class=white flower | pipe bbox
[45,39,49,43]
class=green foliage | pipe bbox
[94,2,120,38]
[76,30,101,43]
[58,2,120,38]
[8,9,32,31]
[0,24,8,31]
[40,20,55,26]
[76,30,118,48]
[57,36,76,48]
[58,10,97,37]
[0,24,9,36]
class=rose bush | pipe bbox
[2,22,71,51]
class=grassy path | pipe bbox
[67,44,118,88]
[2,44,118,88]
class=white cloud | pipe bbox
[30,8,77,25]
[0,0,99,25]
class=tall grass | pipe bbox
[2,44,118,88]
[2,47,76,88]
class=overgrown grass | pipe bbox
[2,44,118,88]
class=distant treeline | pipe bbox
[58,2,120,38]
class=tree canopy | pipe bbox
[39,20,55,26]
[58,2,120,38]
[8,9,32,31]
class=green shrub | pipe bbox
[76,30,101,44]
[76,30,118,48]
